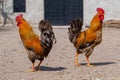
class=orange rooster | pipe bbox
[16,14,56,72]
[68,8,105,67]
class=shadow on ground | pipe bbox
[80,62,116,66]
[38,66,67,71]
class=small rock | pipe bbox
[96,78,102,80]
[60,56,64,58]
[10,60,14,63]
[45,63,48,65]
[117,59,120,61]
[56,71,65,75]
[94,70,97,72]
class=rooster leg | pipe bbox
[29,62,35,72]
[85,49,94,67]
[36,61,42,70]
[74,52,80,66]
[36,58,44,70]
[86,57,91,67]
[38,61,42,67]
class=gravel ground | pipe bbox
[0,26,120,80]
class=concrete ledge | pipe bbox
[103,20,120,29]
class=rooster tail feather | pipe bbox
[68,18,83,44]
[38,19,46,32]
[38,20,56,57]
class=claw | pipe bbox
[35,66,41,71]
[74,60,80,67]
[86,64,94,67]
[29,68,36,72]
[75,63,80,67]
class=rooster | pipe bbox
[16,14,56,72]
[68,8,105,67]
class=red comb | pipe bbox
[97,7,104,14]
[18,14,23,17]
[16,14,23,21]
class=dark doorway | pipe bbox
[13,0,26,12]
[44,0,83,25]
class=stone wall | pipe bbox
[103,20,120,28]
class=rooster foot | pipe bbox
[74,61,80,67]
[86,64,94,67]
[35,66,41,71]
[29,68,36,72]
[75,63,80,67]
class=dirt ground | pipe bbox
[0,26,120,80]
